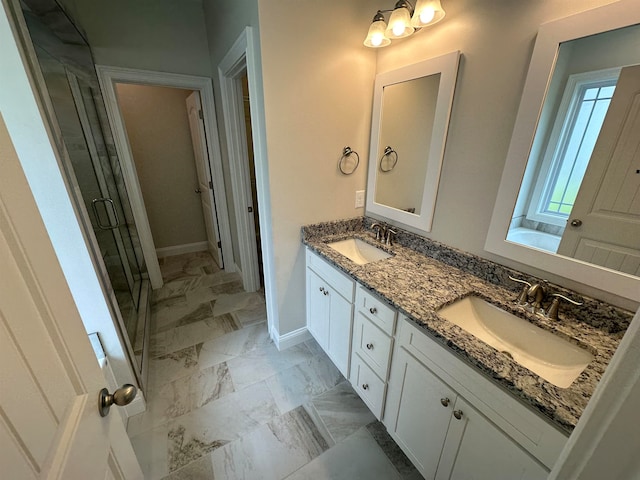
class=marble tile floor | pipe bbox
[128,251,422,480]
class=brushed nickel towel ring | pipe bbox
[379,146,398,172]
[339,146,360,175]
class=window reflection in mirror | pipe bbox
[509,24,640,277]
[375,73,441,214]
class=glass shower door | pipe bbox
[67,72,144,348]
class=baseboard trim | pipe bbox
[156,241,208,258]
[272,326,312,351]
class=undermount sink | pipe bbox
[327,238,392,265]
[438,296,593,388]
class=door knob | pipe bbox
[570,219,582,227]
[195,188,202,194]
[99,384,137,417]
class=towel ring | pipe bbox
[379,146,398,172]
[339,146,360,175]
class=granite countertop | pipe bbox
[302,218,633,433]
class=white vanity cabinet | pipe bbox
[305,249,355,378]
[350,287,397,419]
[385,318,567,480]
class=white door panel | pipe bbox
[558,65,640,266]
[186,91,224,268]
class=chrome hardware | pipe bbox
[509,275,531,305]
[369,307,378,315]
[385,228,397,246]
[453,410,463,420]
[570,219,583,227]
[440,398,450,407]
[323,289,329,296]
[527,282,548,313]
[371,223,384,242]
[99,384,137,417]
[91,198,120,230]
[366,343,374,350]
[319,287,325,293]
[546,293,583,320]
[362,383,369,390]
[195,188,202,194]
[339,146,360,175]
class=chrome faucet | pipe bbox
[527,282,547,314]
[371,223,385,242]
[385,228,397,246]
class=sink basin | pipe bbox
[327,238,392,265]
[438,296,593,388]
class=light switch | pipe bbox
[355,190,365,208]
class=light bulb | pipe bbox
[392,21,405,37]
[371,33,384,47]
[419,8,435,24]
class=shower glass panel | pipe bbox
[21,2,149,381]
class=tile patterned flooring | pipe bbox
[128,251,422,479]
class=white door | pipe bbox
[557,65,640,275]
[186,91,224,268]
[0,118,142,478]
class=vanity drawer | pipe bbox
[355,287,397,335]
[353,311,393,380]
[351,354,387,420]
[306,248,355,302]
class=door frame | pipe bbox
[96,65,234,288]
[218,27,279,339]
[219,30,261,292]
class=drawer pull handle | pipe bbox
[453,410,463,420]
[362,383,369,390]
[440,398,450,407]
[369,307,377,314]
[366,343,374,350]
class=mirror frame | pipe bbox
[366,51,460,233]
[486,0,640,302]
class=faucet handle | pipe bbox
[545,293,583,320]
[508,276,531,305]
[385,229,397,246]
[371,223,383,241]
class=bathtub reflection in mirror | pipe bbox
[508,25,640,268]
[486,1,640,302]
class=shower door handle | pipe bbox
[92,198,121,230]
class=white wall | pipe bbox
[115,84,207,250]
[257,0,376,334]
[375,0,635,309]
[202,0,260,275]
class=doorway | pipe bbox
[219,39,264,293]
[96,66,234,289]
[113,83,224,267]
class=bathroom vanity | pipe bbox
[302,217,632,479]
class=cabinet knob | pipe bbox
[440,397,450,407]
[319,287,324,293]
[323,289,329,296]
[369,307,377,314]
[362,383,369,390]
[453,410,463,420]
[366,343,374,350]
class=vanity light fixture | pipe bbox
[363,0,446,48]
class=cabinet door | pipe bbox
[326,284,353,377]
[385,347,457,479]
[307,269,329,349]
[436,397,548,480]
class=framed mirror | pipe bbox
[366,51,460,233]
[486,0,640,302]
